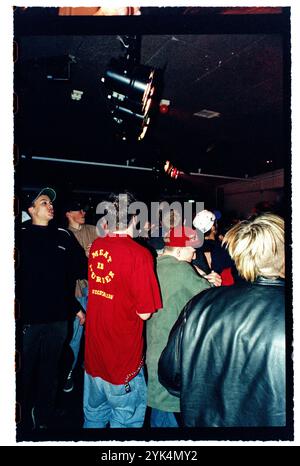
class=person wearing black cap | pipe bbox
[62,200,98,393]
[64,200,97,256]
[17,187,87,432]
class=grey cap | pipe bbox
[23,187,56,210]
[32,187,56,204]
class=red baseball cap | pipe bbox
[164,226,202,248]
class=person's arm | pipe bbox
[192,249,211,275]
[203,270,222,287]
[193,265,206,276]
[158,305,187,397]
[85,243,92,258]
[132,249,162,320]
[194,264,222,286]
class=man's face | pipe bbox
[29,195,54,224]
[67,209,86,225]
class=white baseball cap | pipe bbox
[193,209,216,233]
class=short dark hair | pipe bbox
[106,191,138,230]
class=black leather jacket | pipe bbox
[158,277,286,427]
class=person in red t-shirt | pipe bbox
[83,192,162,428]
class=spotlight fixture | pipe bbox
[101,37,157,141]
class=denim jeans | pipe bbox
[69,288,88,370]
[83,369,147,428]
[69,314,84,370]
[150,408,179,427]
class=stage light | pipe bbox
[102,57,156,141]
[164,160,181,179]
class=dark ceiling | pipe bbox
[14,7,290,202]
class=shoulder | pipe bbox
[175,260,200,277]
[84,224,97,233]
[117,238,154,267]
[57,227,72,238]
[191,282,247,305]
[158,256,194,273]
[90,236,105,249]
[188,281,284,322]
[130,238,153,261]
[21,220,31,230]
[57,227,81,248]
[85,224,98,241]
[177,260,193,271]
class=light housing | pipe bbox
[102,58,156,141]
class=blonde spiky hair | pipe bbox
[223,213,285,282]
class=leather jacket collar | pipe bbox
[254,276,285,286]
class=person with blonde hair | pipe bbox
[224,213,285,282]
[159,213,286,427]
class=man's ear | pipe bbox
[28,205,34,216]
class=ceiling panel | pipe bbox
[14,8,290,198]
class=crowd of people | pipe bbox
[17,187,286,433]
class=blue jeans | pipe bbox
[83,369,147,428]
[150,408,179,427]
[69,315,84,371]
[69,288,88,370]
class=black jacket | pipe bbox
[20,223,87,324]
[158,277,286,427]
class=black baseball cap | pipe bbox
[63,200,88,212]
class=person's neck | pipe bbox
[162,250,176,258]
[112,226,133,238]
[32,219,49,227]
[68,221,82,230]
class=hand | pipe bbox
[76,310,86,325]
[86,243,92,258]
[204,271,222,287]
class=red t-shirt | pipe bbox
[85,235,162,384]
